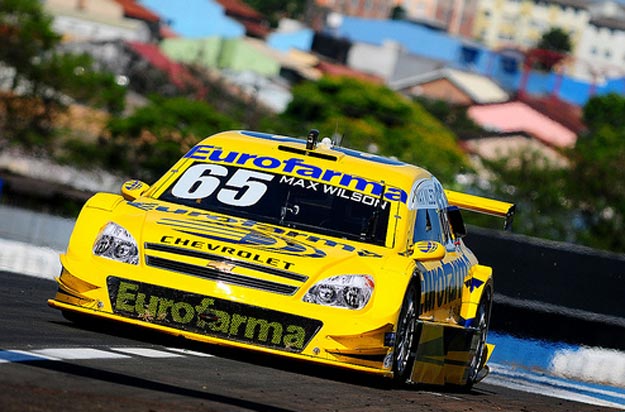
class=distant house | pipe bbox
[267,19,315,53]
[127,41,205,97]
[315,60,383,84]
[160,37,281,77]
[312,0,396,19]
[400,0,479,38]
[215,0,270,39]
[389,68,509,105]
[347,40,444,83]
[113,0,162,41]
[463,97,580,167]
[461,133,570,168]
[518,94,587,136]
[468,101,578,149]
[45,0,151,42]
[58,39,203,97]
[139,0,245,38]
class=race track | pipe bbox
[0,271,616,412]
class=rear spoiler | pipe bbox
[445,190,516,231]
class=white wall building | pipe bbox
[45,0,151,43]
[574,1,625,80]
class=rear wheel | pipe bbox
[393,282,420,383]
[465,283,493,389]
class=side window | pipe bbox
[411,178,452,245]
[413,208,444,243]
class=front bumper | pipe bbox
[48,265,397,377]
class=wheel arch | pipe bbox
[460,264,493,325]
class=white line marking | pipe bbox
[485,364,625,409]
[30,348,131,360]
[164,347,215,357]
[108,347,185,358]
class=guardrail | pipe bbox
[465,226,625,350]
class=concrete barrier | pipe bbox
[465,226,625,350]
[0,205,74,251]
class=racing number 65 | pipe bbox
[171,164,274,207]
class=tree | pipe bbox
[0,0,126,148]
[241,0,307,27]
[390,5,407,20]
[80,96,238,181]
[524,27,572,72]
[471,93,625,254]
[277,76,469,183]
[537,27,572,54]
[566,93,625,252]
[473,149,575,240]
[414,97,485,140]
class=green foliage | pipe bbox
[414,97,485,139]
[390,5,407,20]
[240,0,306,27]
[90,96,238,181]
[0,0,126,148]
[0,0,61,90]
[566,94,625,252]
[280,76,468,182]
[474,92,625,254]
[475,149,575,241]
[582,93,625,131]
[537,27,572,53]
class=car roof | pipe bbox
[195,130,433,189]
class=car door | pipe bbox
[412,178,469,321]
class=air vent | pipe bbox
[278,145,338,161]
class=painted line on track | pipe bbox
[487,332,625,409]
[109,347,186,358]
[485,364,625,409]
[0,346,209,364]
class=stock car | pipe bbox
[48,130,514,387]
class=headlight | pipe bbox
[93,222,139,265]
[303,275,374,310]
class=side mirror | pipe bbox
[410,241,446,261]
[447,206,467,239]
[121,179,150,201]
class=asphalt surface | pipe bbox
[0,271,615,412]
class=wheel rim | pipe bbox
[394,293,417,378]
[469,288,491,382]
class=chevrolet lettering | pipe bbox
[49,130,515,388]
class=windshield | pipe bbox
[158,162,391,245]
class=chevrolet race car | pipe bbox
[48,130,514,387]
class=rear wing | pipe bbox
[445,190,516,230]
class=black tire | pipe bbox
[393,282,420,383]
[465,282,493,389]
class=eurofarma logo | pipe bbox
[183,145,409,204]
[107,277,322,352]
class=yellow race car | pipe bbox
[48,130,514,387]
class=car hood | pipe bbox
[127,202,390,285]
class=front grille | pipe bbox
[145,243,307,282]
[145,255,299,295]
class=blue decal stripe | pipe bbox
[158,219,249,237]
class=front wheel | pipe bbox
[465,283,493,389]
[393,282,420,383]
